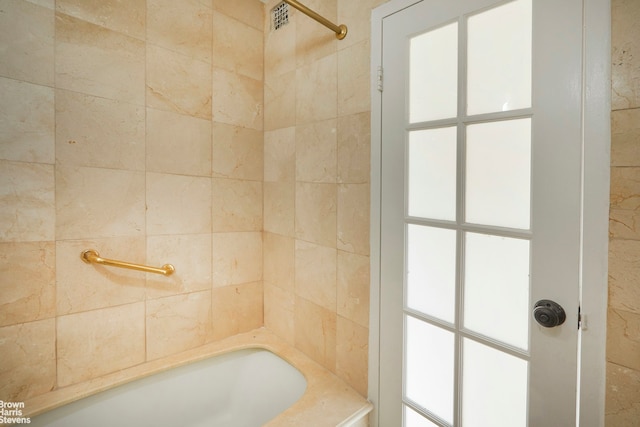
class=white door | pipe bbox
[370,0,609,426]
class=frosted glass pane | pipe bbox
[410,22,458,122]
[407,225,456,323]
[467,0,532,114]
[464,232,530,350]
[404,405,439,427]
[462,339,528,427]
[408,127,457,220]
[405,316,454,423]
[465,119,531,229]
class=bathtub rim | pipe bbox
[22,327,372,426]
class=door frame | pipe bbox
[368,0,611,426]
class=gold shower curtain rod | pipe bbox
[283,0,348,40]
[81,249,175,276]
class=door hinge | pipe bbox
[377,66,384,92]
[578,306,587,330]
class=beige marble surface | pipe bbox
[22,328,372,426]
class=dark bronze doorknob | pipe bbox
[533,300,566,328]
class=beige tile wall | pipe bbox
[0,0,264,402]
[262,0,385,397]
[606,0,640,424]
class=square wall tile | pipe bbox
[146,234,212,299]
[56,89,145,170]
[605,362,640,425]
[607,308,640,372]
[0,78,54,164]
[146,108,212,177]
[295,182,337,247]
[0,242,55,327]
[212,231,262,287]
[264,8,296,79]
[147,0,212,62]
[146,291,212,360]
[264,181,295,236]
[264,127,296,183]
[212,178,262,232]
[337,183,370,255]
[56,166,145,240]
[0,161,55,242]
[611,0,640,110]
[610,167,640,210]
[57,303,145,387]
[609,239,640,314]
[295,240,337,311]
[295,296,337,372]
[56,0,145,39]
[146,44,212,119]
[337,112,371,184]
[264,282,295,345]
[296,119,337,183]
[609,209,640,240]
[212,123,263,181]
[56,238,146,315]
[264,232,294,292]
[146,172,212,235]
[611,108,640,167]
[0,0,54,86]
[337,250,369,328]
[294,0,337,67]
[212,68,263,130]
[213,0,263,31]
[296,54,337,125]
[337,39,370,116]
[213,11,263,80]
[264,71,296,131]
[336,316,368,396]
[0,319,55,401]
[212,281,263,341]
[56,13,145,104]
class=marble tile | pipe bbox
[56,0,145,40]
[147,0,212,62]
[295,182,337,247]
[0,161,55,242]
[337,250,370,328]
[264,127,295,183]
[0,77,54,164]
[611,108,640,167]
[0,0,54,86]
[212,68,263,130]
[264,71,296,131]
[146,108,212,177]
[212,231,262,287]
[337,112,371,184]
[213,0,263,31]
[610,166,640,211]
[608,239,640,314]
[605,362,640,426]
[56,89,144,170]
[213,11,263,81]
[337,183,370,255]
[56,238,146,315]
[146,44,212,119]
[264,5,296,79]
[264,282,295,345]
[0,242,54,327]
[337,39,370,116]
[146,234,212,299]
[294,0,337,68]
[55,166,145,240]
[211,281,263,340]
[337,0,385,50]
[0,319,55,401]
[212,178,262,232]
[146,291,212,360]
[146,172,212,235]
[610,208,640,240]
[295,240,337,311]
[296,119,337,183]
[55,13,145,105]
[611,0,640,110]
[212,123,263,180]
[264,181,295,236]
[296,54,338,125]
[25,0,54,9]
[264,232,295,292]
[57,303,145,387]
[607,308,640,372]
[336,316,368,396]
[295,296,337,373]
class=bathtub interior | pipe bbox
[29,348,307,427]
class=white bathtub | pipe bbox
[29,348,307,427]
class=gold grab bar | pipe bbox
[81,249,175,276]
[283,0,347,40]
